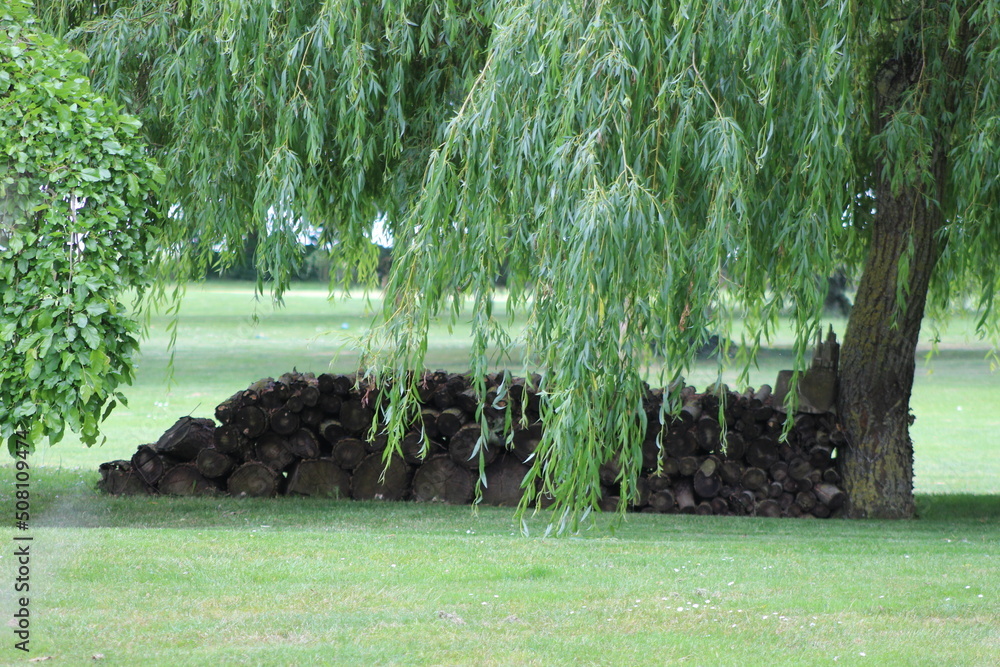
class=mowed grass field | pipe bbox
[1,281,998,666]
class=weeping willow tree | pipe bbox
[36,0,1000,520]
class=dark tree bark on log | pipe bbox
[98,461,152,495]
[154,417,215,461]
[131,444,167,485]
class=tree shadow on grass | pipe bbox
[916,494,1000,521]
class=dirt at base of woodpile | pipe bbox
[98,370,847,518]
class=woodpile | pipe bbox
[97,369,849,518]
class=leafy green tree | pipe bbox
[0,0,163,451]
[34,1,1000,520]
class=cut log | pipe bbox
[285,458,350,498]
[436,407,469,438]
[448,423,499,469]
[718,460,744,486]
[814,483,847,510]
[795,490,817,512]
[285,428,321,459]
[677,456,699,477]
[154,417,216,461]
[695,501,714,515]
[693,471,722,499]
[481,456,530,507]
[299,408,324,428]
[431,385,456,411]
[235,406,268,439]
[411,455,476,504]
[722,431,747,460]
[648,489,675,513]
[330,437,369,470]
[695,415,722,453]
[787,457,814,481]
[710,496,730,514]
[400,431,437,465]
[285,393,305,413]
[809,444,834,469]
[746,436,780,469]
[318,372,353,396]
[228,462,280,497]
[598,457,621,487]
[158,463,217,496]
[740,467,769,493]
[675,479,696,514]
[511,422,543,464]
[317,393,343,416]
[131,444,166,486]
[629,476,650,509]
[352,453,411,501]
[196,448,235,479]
[420,408,442,440]
[98,461,152,495]
[340,400,375,436]
[254,434,296,472]
[269,406,300,435]
[755,498,782,518]
[665,428,698,458]
[319,419,347,444]
[214,390,245,425]
[213,424,250,460]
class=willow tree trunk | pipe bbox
[837,47,961,519]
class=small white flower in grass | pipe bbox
[677,607,685,612]
[860,652,866,657]
[978,594,984,598]
[965,585,971,589]
[390,564,396,568]
[693,604,699,608]
[727,581,734,586]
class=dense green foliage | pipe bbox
[0,0,162,451]
[30,1,1000,521]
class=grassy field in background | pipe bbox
[1,281,997,666]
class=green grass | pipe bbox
[2,281,998,666]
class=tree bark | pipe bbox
[838,43,964,519]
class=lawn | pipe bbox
[1,281,997,666]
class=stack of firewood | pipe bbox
[97,370,847,518]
